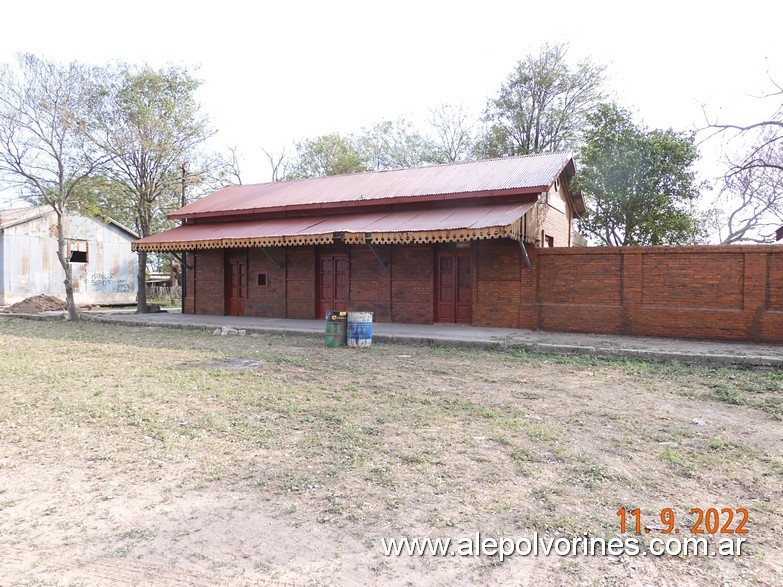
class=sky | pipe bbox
[0,0,780,191]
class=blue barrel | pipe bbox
[347,311,373,348]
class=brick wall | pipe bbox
[391,245,434,324]
[473,239,525,328]
[348,246,392,321]
[191,249,223,315]
[284,247,315,319]
[537,248,623,333]
[183,242,783,343]
[246,247,286,317]
[536,246,783,343]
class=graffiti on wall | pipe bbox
[79,272,133,293]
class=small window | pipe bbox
[257,272,268,287]
[545,235,554,248]
[68,239,88,263]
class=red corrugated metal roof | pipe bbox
[134,202,534,251]
[172,152,572,220]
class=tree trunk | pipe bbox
[54,211,80,321]
[137,249,148,313]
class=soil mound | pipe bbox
[4,295,68,314]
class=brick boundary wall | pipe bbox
[183,243,783,344]
[532,245,783,343]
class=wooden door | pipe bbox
[318,255,347,318]
[436,250,472,324]
[225,251,247,316]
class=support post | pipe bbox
[180,164,187,311]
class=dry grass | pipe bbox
[1,316,781,586]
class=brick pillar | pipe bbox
[742,250,767,341]
[518,244,538,330]
[621,250,643,336]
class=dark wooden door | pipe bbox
[318,255,347,318]
[436,251,472,323]
[225,252,247,316]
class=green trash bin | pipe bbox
[324,311,347,347]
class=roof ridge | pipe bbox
[369,150,573,174]
[223,151,574,190]
[174,152,575,220]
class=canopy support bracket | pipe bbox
[260,247,284,269]
[365,234,388,269]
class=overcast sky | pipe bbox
[1,0,780,189]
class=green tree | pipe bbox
[287,133,367,179]
[576,103,704,246]
[478,43,605,158]
[91,64,210,313]
[356,118,436,170]
[0,54,106,320]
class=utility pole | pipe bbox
[181,163,187,209]
[180,163,187,311]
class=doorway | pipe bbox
[318,254,347,318]
[225,249,248,316]
[436,250,472,323]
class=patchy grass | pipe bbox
[0,316,781,586]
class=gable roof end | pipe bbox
[0,205,139,239]
[0,205,49,230]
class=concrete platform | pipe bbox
[76,311,783,368]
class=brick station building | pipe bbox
[133,152,584,327]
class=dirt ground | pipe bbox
[1,317,781,586]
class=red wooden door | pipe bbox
[318,255,347,318]
[436,251,472,323]
[225,253,247,316]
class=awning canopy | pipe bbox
[132,202,535,252]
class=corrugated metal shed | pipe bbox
[134,202,534,251]
[0,207,139,305]
[171,152,573,220]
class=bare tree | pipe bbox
[195,147,243,191]
[705,78,783,242]
[707,80,783,176]
[219,145,243,185]
[712,138,783,243]
[428,103,474,163]
[0,54,105,320]
[262,147,288,181]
